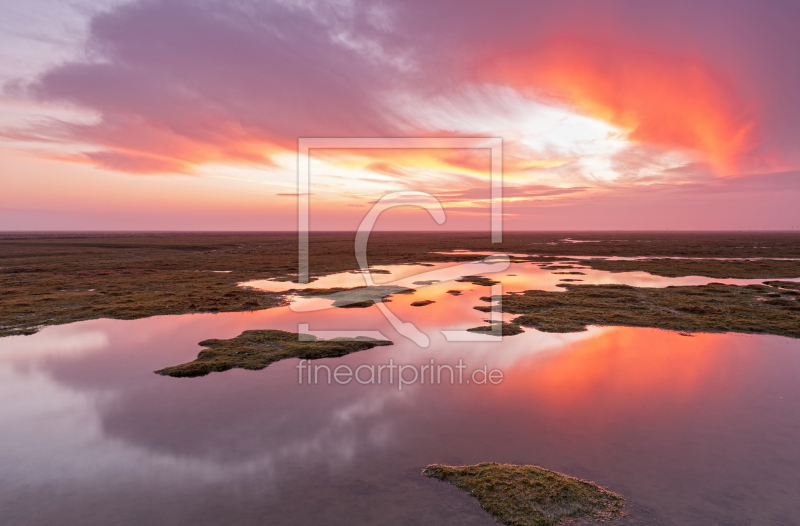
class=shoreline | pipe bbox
[3,232,800,337]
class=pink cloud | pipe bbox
[2,0,800,231]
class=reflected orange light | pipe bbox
[502,327,750,414]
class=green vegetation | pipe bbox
[422,463,625,526]
[155,329,392,377]
[1,268,286,338]
[476,282,800,337]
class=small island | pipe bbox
[423,462,625,526]
[456,275,500,286]
[155,329,393,377]
[467,323,524,336]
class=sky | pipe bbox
[1,0,799,231]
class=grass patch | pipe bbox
[476,282,800,337]
[410,300,435,307]
[456,275,500,286]
[467,323,524,336]
[298,285,412,308]
[422,462,625,526]
[764,280,800,291]
[154,329,392,377]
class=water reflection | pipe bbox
[243,258,800,295]
[1,278,800,524]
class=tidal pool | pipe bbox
[1,263,800,525]
[242,256,800,296]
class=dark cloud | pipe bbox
[18,0,417,172]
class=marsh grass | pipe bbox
[297,285,413,308]
[764,280,800,291]
[582,258,800,279]
[477,282,800,337]
[154,329,392,377]
[422,463,625,526]
[3,232,799,337]
[467,323,524,336]
[456,275,500,286]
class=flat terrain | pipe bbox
[2,231,800,337]
[478,281,800,337]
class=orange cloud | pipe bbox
[484,39,769,174]
[313,147,491,179]
[312,146,570,183]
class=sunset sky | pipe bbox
[1,0,799,231]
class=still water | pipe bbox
[1,260,799,525]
